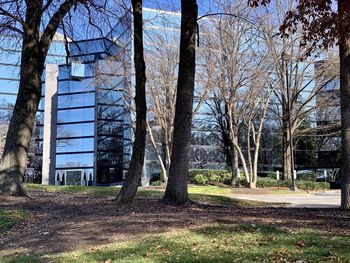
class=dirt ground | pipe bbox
[1,190,350,257]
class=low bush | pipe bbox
[192,174,208,185]
[150,169,329,190]
[257,177,330,190]
[188,170,233,185]
[297,172,317,182]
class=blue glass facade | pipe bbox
[0,32,132,186]
[54,38,132,185]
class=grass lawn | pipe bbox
[4,224,349,263]
[23,184,268,207]
[0,208,28,232]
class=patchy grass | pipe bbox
[24,184,267,207]
[4,224,350,263]
[188,185,233,195]
[0,209,28,232]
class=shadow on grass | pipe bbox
[5,224,349,263]
[24,184,267,207]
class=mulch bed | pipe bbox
[0,190,349,256]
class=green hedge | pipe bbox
[188,169,233,185]
[187,169,329,190]
[256,178,330,190]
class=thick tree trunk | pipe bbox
[0,2,43,196]
[339,13,350,209]
[163,0,198,205]
[0,0,79,196]
[116,0,147,203]
[0,57,42,195]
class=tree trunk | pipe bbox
[147,122,167,182]
[230,147,239,187]
[116,0,147,203]
[0,57,42,195]
[163,0,198,205]
[339,11,350,209]
[0,0,79,196]
[282,121,292,180]
[0,2,43,196]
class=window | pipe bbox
[97,136,123,151]
[58,79,95,94]
[72,60,85,78]
[57,108,94,123]
[0,94,16,108]
[56,153,93,168]
[0,65,20,79]
[56,138,94,153]
[58,93,95,108]
[98,90,123,105]
[98,106,123,120]
[97,121,123,136]
[0,79,19,93]
[57,123,94,138]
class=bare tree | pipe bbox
[145,22,211,183]
[0,0,85,195]
[248,0,350,207]
[200,0,273,187]
[145,32,178,181]
[163,0,198,205]
[116,0,147,204]
[259,5,339,180]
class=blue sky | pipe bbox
[143,0,220,15]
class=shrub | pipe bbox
[297,172,317,182]
[150,180,163,186]
[192,174,208,185]
[188,169,233,185]
[256,177,330,190]
[150,172,166,184]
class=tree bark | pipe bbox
[116,0,147,203]
[230,147,239,187]
[282,120,292,180]
[147,122,167,182]
[163,0,198,205]
[0,0,79,196]
[339,1,350,209]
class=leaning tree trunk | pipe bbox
[339,27,350,209]
[163,0,198,205]
[116,0,147,203]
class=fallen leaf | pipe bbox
[295,241,305,247]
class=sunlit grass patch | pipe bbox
[0,208,28,232]
[6,224,348,263]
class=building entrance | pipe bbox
[66,170,83,186]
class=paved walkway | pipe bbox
[231,190,341,208]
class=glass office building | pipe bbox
[0,30,132,186]
[0,8,340,186]
[48,38,132,186]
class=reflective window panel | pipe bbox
[58,93,95,109]
[56,138,94,153]
[0,79,19,93]
[57,108,95,123]
[57,123,94,138]
[56,153,93,168]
